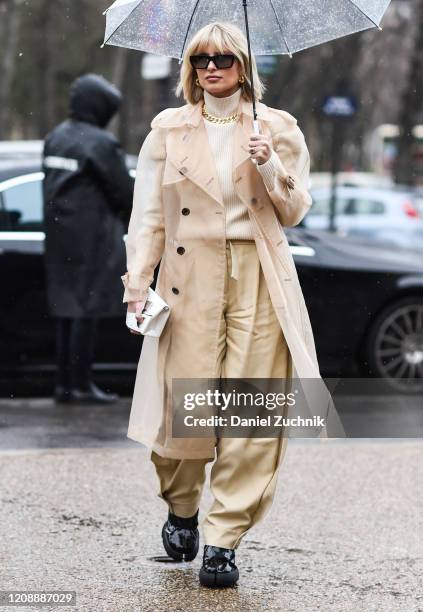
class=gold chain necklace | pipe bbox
[202,104,239,124]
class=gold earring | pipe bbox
[238,75,245,84]
[195,78,200,86]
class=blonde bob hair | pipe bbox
[174,21,266,105]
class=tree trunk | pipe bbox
[0,0,22,139]
[393,0,423,185]
[109,47,129,138]
[38,0,56,136]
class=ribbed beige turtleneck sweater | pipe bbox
[203,87,277,240]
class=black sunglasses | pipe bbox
[190,54,236,70]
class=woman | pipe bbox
[122,21,322,588]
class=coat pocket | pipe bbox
[160,243,194,307]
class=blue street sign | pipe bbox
[321,96,358,117]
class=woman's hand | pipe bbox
[248,133,272,165]
[127,300,146,335]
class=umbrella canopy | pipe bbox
[102,0,390,60]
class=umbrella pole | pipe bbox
[242,0,259,130]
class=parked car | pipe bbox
[1,158,423,394]
[412,185,423,216]
[309,171,393,190]
[287,228,423,392]
[306,185,423,251]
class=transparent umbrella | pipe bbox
[102,0,391,123]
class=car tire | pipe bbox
[363,296,423,393]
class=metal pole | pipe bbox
[242,0,257,121]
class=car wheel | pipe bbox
[364,296,423,393]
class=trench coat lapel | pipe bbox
[164,96,275,208]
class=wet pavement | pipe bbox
[0,392,423,451]
[0,398,423,611]
[0,398,134,451]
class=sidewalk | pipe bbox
[1,440,422,611]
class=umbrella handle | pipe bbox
[250,119,261,166]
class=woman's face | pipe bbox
[194,44,242,98]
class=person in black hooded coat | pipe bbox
[42,73,134,403]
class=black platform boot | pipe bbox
[161,510,199,561]
[199,545,239,588]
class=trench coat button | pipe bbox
[172,287,179,294]
[179,166,188,174]
[181,207,190,215]
[177,246,185,255]
[251,197,258,205]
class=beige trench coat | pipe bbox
[122,95,345,459]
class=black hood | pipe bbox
[69,73,122,127]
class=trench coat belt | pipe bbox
[226,239,255,281]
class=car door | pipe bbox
[306,190,351,233]
[340,196,386,237]
[0,172,53,367]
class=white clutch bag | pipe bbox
[126,287,170,337]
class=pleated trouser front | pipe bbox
[151,239,292,549]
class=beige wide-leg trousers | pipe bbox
[151,239,292,549]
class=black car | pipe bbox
[1,157,423,394]
[287,228,423,391]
